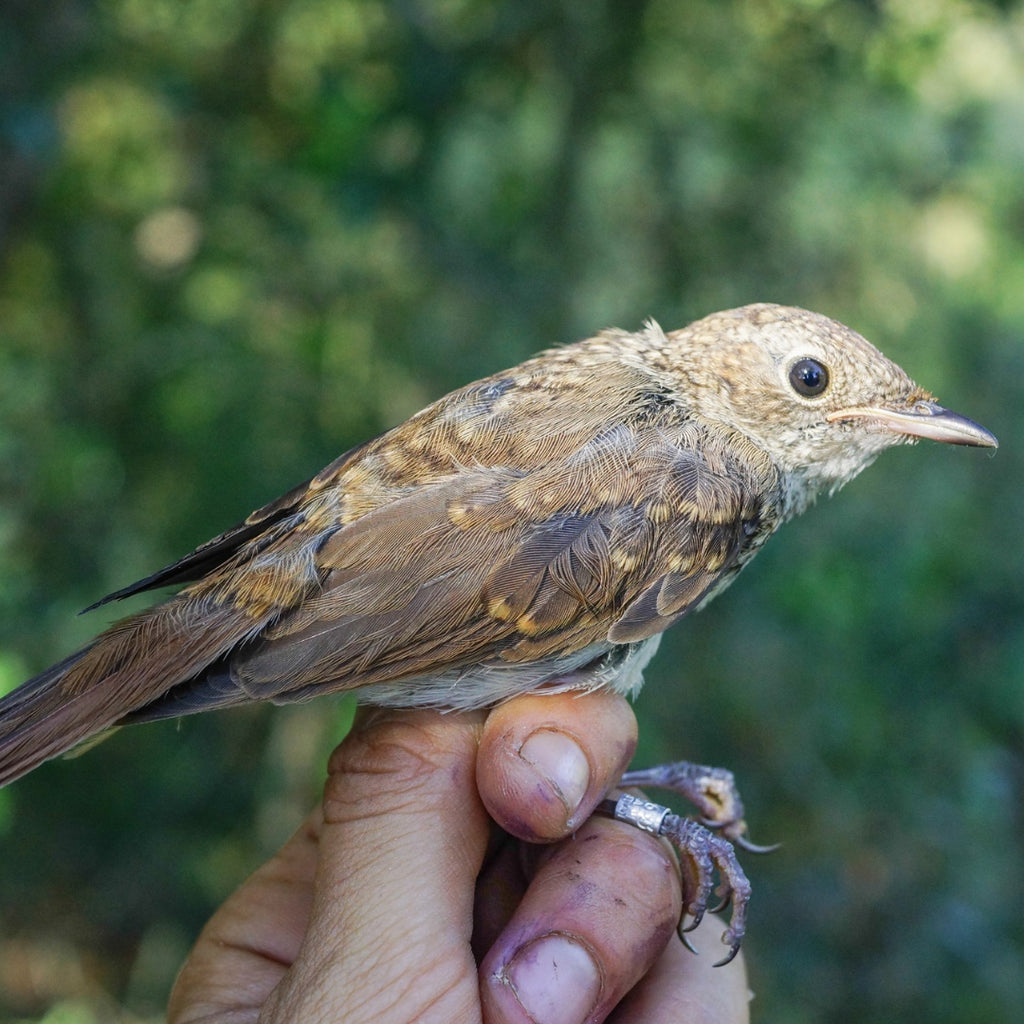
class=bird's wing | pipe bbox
[219,418,775,704]
[84,443,373,609]
[1,355,781,781]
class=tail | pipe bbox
[0,596,269,787]
[0,475,334,787]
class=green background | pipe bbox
[1,1,1022,1020]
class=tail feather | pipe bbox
[0,597,266,787]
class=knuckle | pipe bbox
[322,711,480,823]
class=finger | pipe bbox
[168,807,323,1023]
[260,708,491,1024]
[610,924,750,1024]
[479,815,683,1024]
[477,690,638,842]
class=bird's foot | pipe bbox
[598,761,777,966]
[620,760,775,851]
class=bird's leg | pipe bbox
[597,761,776,966]
[620,761,752,844]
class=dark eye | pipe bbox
[789,358,830,398]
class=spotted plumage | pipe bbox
[0,304,996,785]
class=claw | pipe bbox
[682,906,706,932]
[709,893,732,915]
[658,812,751,966]
[735,834,781,855]
[713,892,750,967]
[677,921,699,955]
[713,940,743,968]
[604,762,763,966]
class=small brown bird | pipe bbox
[0,303,995,957]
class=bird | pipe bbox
[0,303,996,957]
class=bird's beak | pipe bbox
[826,400,998,448]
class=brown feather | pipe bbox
[2,303,986,784]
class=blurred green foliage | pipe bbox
[0,0,1022,1020]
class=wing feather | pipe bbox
[221,422,776,704]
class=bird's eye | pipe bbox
[788,358,830,398]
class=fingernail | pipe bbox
[519,730,591,822]
[505,934,601,1024]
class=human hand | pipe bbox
[168,691,750,1023]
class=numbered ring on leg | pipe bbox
[608,792,670,836]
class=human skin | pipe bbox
[168,690,751,1024]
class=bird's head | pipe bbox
[661,303,997,515]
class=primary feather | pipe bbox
[0,305,994,785]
